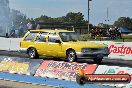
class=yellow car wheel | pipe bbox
[28,48,39,59]
[66,50,76,62]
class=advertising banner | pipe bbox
[108,42,132,60]
[91,41,132,60]
[0,56,43,75]
[35,60,97,81]
[0,60,29,74]
[94,65,132,88]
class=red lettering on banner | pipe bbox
[117,71,132,80]
[47,61,87,71]
[109,45,132,54]
[35,61,97,81]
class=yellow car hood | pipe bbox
[64,41,106,48]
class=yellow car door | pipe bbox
[47,33,62,57]
[34,32,48,56]
[20,32,38,48]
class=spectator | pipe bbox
[90,27,122,40]
[90,29,95,39]
[109,27,117,40]
[99,29,103,37]
[18,22,24,37]
[36,24,40,29]
[27,22,33,31]
[95,28,99,39]
[115,27,122,39]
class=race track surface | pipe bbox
[0,80,55,88]
[0,50,132,67]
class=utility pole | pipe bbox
[105,7,109,31]
[88,0,92,34]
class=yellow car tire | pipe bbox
[66,50,76,62]
[28,48,39,59]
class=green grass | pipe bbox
[115,39,132,42]
[122,35,132,39]
[81,34,132,42]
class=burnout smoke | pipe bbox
[0,0,10,36]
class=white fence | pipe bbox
[0,37,21,51]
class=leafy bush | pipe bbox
[81,34,91,40]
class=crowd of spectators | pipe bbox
[108,27,122,39]
[90,27,122,40]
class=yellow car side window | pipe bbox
[48,33,59,43]
[24,32,37,41]
[36,32,47,42]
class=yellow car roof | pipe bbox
[30,29,74,33]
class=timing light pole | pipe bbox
[88,0,92,34]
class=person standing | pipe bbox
[36,24,40,29]
[18,22,24,37]
[27,22,33,31]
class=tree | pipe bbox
[65,12,85,23]
[33,12,91,34]
[35,15,53,23]
[34,12,85,24]
[114,17,132,29]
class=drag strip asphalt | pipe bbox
[0,50,132,67]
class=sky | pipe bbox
[9,0,132,26]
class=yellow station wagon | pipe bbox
[20,29,110,63]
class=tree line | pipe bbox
[114,17,132,30]
[11,9,132,32]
